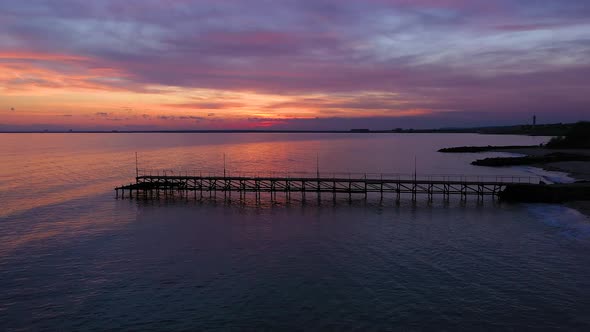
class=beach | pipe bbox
[490,147,590,215]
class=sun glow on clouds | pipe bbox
[0,51,131,95]
[1,0,589,130]
[1,50,427,129]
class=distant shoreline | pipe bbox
[0,130,485,134]
[0,122,580,135]
[440,144,590,216]
[3,130,411,134]
[440,145,590,181]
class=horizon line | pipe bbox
[0,121,582,134]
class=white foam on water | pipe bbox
[516,165,576,184]
[527,203,590,240]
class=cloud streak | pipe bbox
[0,0,589,129]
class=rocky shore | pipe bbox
[471,152,590,167]
[440,145,590,216]
[440,146,590,181]
[438,145,539,153]
[488,147,590,181]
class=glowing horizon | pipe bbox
[1,1,589,130]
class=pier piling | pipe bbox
[115,170,539,203]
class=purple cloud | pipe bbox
[0,0,589,128]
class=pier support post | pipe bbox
[302,180,306,201]
[461,184,467,202]
[348,180,352,202]
[286,180,291,201]
[364,174,367,200]
[333,180,336,202]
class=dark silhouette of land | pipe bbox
[439,145,540,153]
[438,122,590,208]
[440,122,590,168]
[545,122,590,149]
[471,153,590,167]
[0,122,582,135]
[500,182,590,203]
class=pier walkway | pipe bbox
[115,170,540,202]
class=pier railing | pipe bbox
[115,169,541,202]
[135,169,540,184]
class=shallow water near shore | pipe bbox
[1,133,589,330]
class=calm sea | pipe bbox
[1,133,589,330]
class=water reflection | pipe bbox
[0,133,548,219]
[3,133,590,330]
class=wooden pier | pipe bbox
[115,170,540,202]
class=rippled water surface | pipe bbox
[1,133,589,330]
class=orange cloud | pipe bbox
[0,50,439,130]
[162,102,246,110]
[0,51,132,94]
[0,51,87,62]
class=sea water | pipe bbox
[1,133,589,330]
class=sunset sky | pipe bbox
[1,0,589,131]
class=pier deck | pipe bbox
[115,171,540,202]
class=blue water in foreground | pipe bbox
[1,133,589,330]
